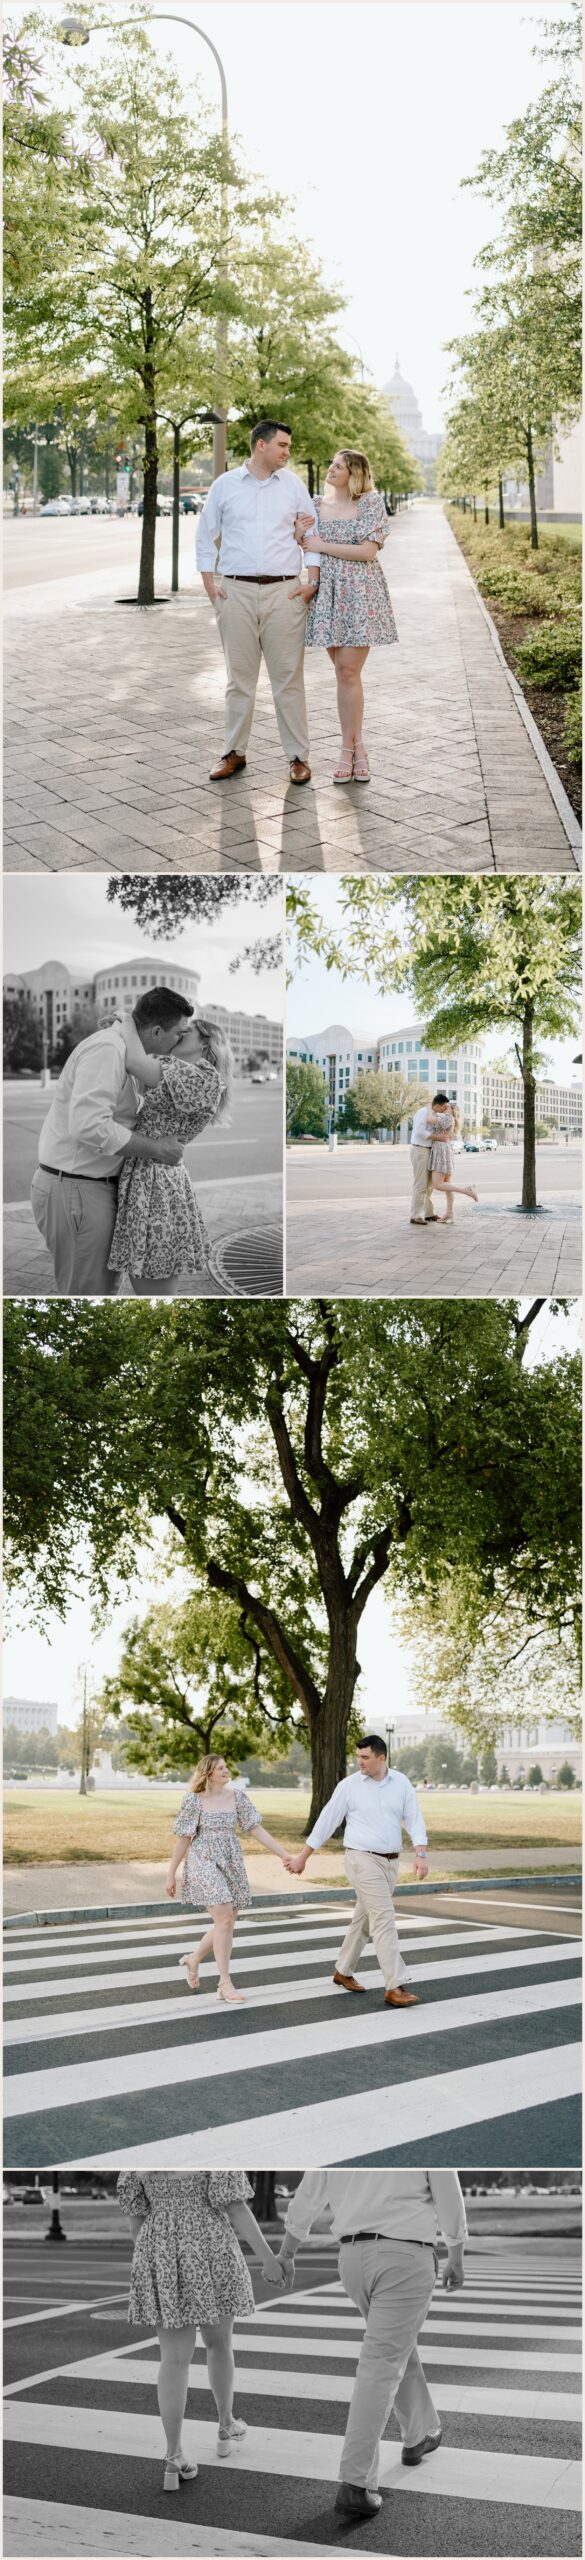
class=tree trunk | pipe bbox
[521,1002,538,1211]
[105,447,110,501]
[472,493,477,521]
[138,290,158,607]
[484,486,489,525]
[67,444,77,499]
[172,423,180,595]
[526,423,538,551]
[498,475,505,530]
[306,458,314,496]
[306,1627,359,1832]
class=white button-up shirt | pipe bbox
[411,1104,434,1146]
[37,1025,139,1178]
[195,463,320,575]
[307,1768,428,1855]
[284,2171,467,2252]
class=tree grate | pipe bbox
[209,1224,283,1297]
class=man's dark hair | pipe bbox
[432,1091,449,1107]
[358,1733,388,1758]
[250,419,292,449]
[133,987,194,1030]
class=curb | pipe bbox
[451,526,582,865]
[4,1874,581,1929]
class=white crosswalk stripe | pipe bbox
[3,2253,581,2556]
[4,1893,581,2166]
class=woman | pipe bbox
[427,1102,478,1222]
[117,2169,286,2491]
[296,448,398,784]
[108,1008,233,1296]
[166,1752,294,2005]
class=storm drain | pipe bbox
[208,1223,283,1296]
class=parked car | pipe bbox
[182,493,203,513]
[483,1138,498,1151]
[90,493,110,513]
[69,494,92,514]
[136,493,173,516]
[463,1137,486,1152]
[40,496,72,516]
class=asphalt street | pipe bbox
[288,1143,581,1205]
[4,1886,581,2172]
[4,2208,581,2556]
[3,1077,283,1201]
[4,514,197,598]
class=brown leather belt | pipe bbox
[223,573,296,584]
[38,1162,118,1186]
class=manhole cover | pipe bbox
[209,1223,282,1296]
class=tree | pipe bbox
[4,995,43,1074]
[3,1722,59,1774]
[557,1760,576,1788]
[52,1005,99,1068]
[99,1585,296,1775]
[480,1744,498,1783]
[286,877,581,1215]
[106,875,283,975]
[39,443,61,500]
[392,1572,581,1746]
[339,1071,424,1144]
[286,1061,326,1139]
[224,227,418,498]
[527,1763,544,1787]
[4,1298,581,1827]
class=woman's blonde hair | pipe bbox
[193,1014,234,1122]
[189,1752,228,1794]
[339,447,374,499]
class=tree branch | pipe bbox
[206,1558,322,1727]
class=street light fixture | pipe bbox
[57,10,229,479]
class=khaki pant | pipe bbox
[339,2236,439,2488]
[31,1165,119,1296]
[410,1142,434,1221]
[215,579,310,760]
[337,1851,408,1992]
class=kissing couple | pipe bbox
[197,418,398,789]
[30,985,232,1298]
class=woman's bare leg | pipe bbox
[200,2316,235,2429]
[181,1923,215,1986]
[433,1173,477,1222]
[333,648,370,756]
[158,2326,198,2462]
[210,1903,243,1999]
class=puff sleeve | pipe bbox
[173,1789,202,1838]
[234,1788,261,1833]
[365,492,390,548]
[207,2172,254,2206]
[117,2172,150,2218]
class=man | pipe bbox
[287,1734,428,2006]
[30,987,193,1296]
[196,419,320,787]
[410,1089,452,1225]
[278,2170,466,2519]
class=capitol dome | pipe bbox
[382,355,443,469]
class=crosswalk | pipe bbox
[4,2248,582,2555]
[4,1892,581,2167]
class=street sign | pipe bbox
[116,469,129,510]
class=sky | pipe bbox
[3,878,284,1019]
[4,1299,578,1731]
[41,0,566,431]
[286,880,582,1083]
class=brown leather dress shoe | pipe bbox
[289,758,311,785]
[209,751,247,781]
[384,1986,419,2006]
[333,1970,365,1993]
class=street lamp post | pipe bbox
[57,11,229,481]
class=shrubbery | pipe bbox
[514,619,582,692]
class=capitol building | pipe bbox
[383,357,444,474]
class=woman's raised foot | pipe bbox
[179,1954,200,1991]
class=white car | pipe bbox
[69,494,92,514]
[40,496,72,516]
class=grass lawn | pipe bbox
[3,1783,581,1866]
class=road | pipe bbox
[288,1144,582,1205]
[4,1885,581,2173]
[3,1078,283,1202]
[4,2207,581,2556]
[3,515,198,598]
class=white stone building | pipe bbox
[382,357,444,473]
[390,1708,580,1783]
[4,958,282,1077]
[482,1066,582,1137]
[287,1020,483,1133]
[3,1695,59,1736]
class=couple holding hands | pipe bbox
[197,418,398,788]
[166,1735,428,2010]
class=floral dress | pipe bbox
[306,492,398,650]
[108,1056,221,1282]
[117,2170,255,2327]
[427,1110,456,1178]
[174,1785,261,1911]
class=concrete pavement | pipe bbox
[4,507,579,874]
[4,1171,282,1296]
[286,1146,581,1296]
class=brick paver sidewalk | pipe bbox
[4,505,580,873]
[286,1186,582,1298]
[4,1172,281,1296]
